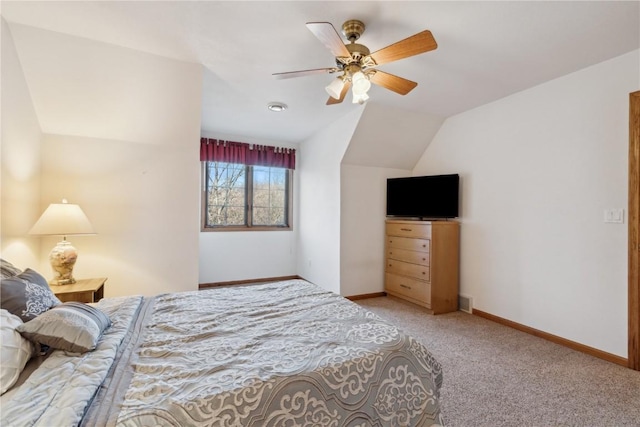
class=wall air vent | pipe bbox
[458,294,473,314]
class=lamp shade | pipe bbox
[29,200,95,236]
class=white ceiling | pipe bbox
[2,1,639,144]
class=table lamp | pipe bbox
[29,199,95,285]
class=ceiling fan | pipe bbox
[273,20,437,105]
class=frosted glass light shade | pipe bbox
[29,201,95,236]
[352,92,370,105]
[325,78,345,99]
[351,71,371,96]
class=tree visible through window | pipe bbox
[203,161,291,230]
[205,162,246,226]
[252,166,287,226]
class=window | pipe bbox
[200,138,295,231]
[202,161,293,230]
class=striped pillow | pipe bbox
[1,310,34,394]
[17,302,111,353]
[0,259,22,279]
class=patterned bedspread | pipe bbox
[4,279,445,426]
[111,280,444,426]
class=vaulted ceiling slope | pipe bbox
[6,22,203,145]
[343,103,445,170]
[2,1,639,144]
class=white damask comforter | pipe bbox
[4,280,445,426]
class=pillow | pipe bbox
[17,302,111,353]
[1,268,61,323]
[1,309,34,394]
[1,259,22,279]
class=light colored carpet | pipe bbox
[356,296,640,427]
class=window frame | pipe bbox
[201,161,293,232]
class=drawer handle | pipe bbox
[422,258,426,261]
[400,284,411,290]
[400,228,412,232]
[422,244,427,248]
[422,272,426,275]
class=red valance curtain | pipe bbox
[200,138,296,170]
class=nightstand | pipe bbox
[52,277,107,303]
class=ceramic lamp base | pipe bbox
[49,239,78,285]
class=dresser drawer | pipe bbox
[385,273,431,304]
[386,259,430,281]
[386,222,431,239]
[386,248,430,266]
[386,236,430,253]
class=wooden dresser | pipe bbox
[385,220,459,314]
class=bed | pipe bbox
[1,269,445,426]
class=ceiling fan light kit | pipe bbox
[273,19,437,106]
[325,77,346,99]
[352,92,369,105]
[351,71,371,95]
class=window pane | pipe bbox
[202,162,291,230]
[206,162,246,226]
[252,166,287,226]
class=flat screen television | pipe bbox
[386,174,459,219]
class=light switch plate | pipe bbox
[604,208,624,224]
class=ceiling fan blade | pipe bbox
[273,68,339,79]
[369,30,437,66]
[327,81,351,105]
[306,22,351,58]
[370,70,418,95]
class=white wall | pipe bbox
[338,102,444,297]
[340,165,409,297]
[0,20,42,268]
[413,50,639,357]
[296,108,364,294]
[20,28,204,297]
[198,132,299,284]
[41,134,200,297]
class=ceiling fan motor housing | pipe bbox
[346,43,370,58]
[337,42,371,67]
